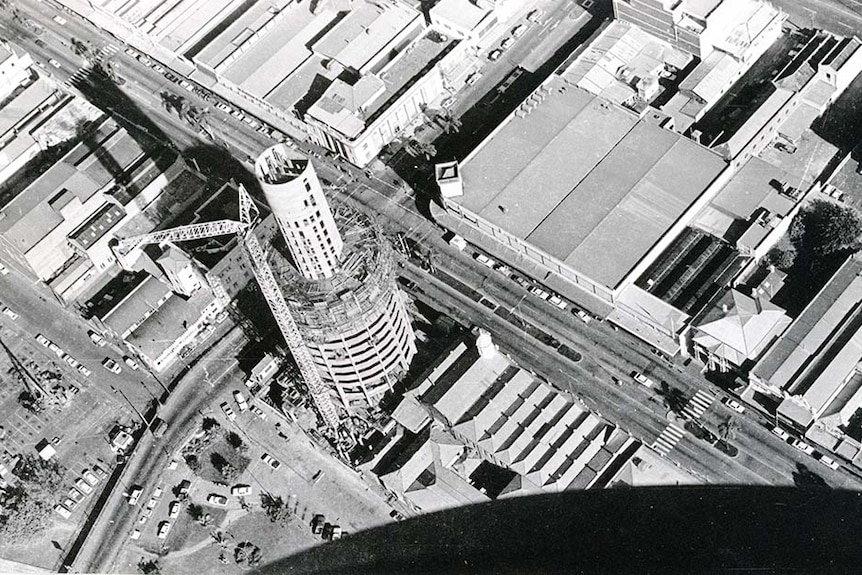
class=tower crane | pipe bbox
[113,185,340,430]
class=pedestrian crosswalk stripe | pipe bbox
[652,424,685,455]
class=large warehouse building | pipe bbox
[437,75,733,353]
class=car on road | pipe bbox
[169,500,181,518]
[54,504,72,519]
[128,486,143,505]
[233,390,249,412]
[69,487,85,503]
[488,49,503,61]
[261,453,281,470]
[220,401,236,421]
[631,371,655,388]
[792,439,815,455]
[77,364,92,377]
[466,72,481,86]
[102,358,122,374]
[48,59,61,69]
[501,37,514,50]
[1,306,18,320]
[250,405,266,420]
[771,426,791,441]
[575,309,591,323]
[158,521,172,539]
[123,356,139,370]
[818,455,840,470]
[207,493,228,506]
[0,263,8,275]
[721,397,745,414]
[53,15,67,25]
[231,485,252,496]
[88,331,107,346]
[474,253,495,268]
[527,9,543,23]
[83,470,99,486]
[548,295,567,310]
[528,286,550,300]
[512,24,527,38]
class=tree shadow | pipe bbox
[793,462,829,489]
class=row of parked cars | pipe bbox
[129,481,187,540]
[54,464,109,518]
[220,389,267,422]
[771,426,841,471]
[124,46,280,140]
[311,514,342,541]
[472,251,593,323]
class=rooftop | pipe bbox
[430,0,492,32]
[456,78,727,289]
[127,286,212,360]
[101,274,172,337]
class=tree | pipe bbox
[202,417,220,433]
[260,493,291,526]
[184,453,201,474]
[137,558,160,574]
[766,246,796,270]
[718,415,738,442]
[187,503,204,521]
[211,453,238,482]
[234,542,262,569]
[0,487,53,544]
[791,200,862,258]
[658,382,687,416]
[14,455,65,500]
[17,390,44,414]
[225,431,245,452]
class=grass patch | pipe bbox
[167,506,228,551]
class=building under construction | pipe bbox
[255,144,416,410]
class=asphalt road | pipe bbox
[67,326,246,573]
[6,0,862,569]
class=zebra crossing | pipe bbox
[651,423,685,455]
[682,389,715,420]
[62,44,118,88]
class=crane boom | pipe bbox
[243,227,339,428]
[115,219,249,254]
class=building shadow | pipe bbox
[253,486,861,575]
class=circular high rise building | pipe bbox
[255,144,416,410]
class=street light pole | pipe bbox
[111,385,149,429]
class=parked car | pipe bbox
[54,504,72,518]
[311,514,326,535]
[818,455,840,470]
[64,497,78,510]
[35,334,51,347]
[447,234,467,251]
[512,24,527,38]
[102,358,122,374]
[153,485,164,499]
[514,275,531,289]
[128,486,143,505]
[231,484,252,496]
[207,494,228,506]
[93,464,108,479]
[488,49,503,61]
[220,401,236,422]
[631,371,655,388]
[548,295,567,310]
[493,263,512,276]
[169,501,181,518]
[146,498,158,510]
[466,72,481,86]
[771,426,791,441]
[157,521,172,539]
[48,59,61,69]
[88,331,107,346]
[323,523,342,540]
[527,8,543,22]
[721,397,745,414]
[261,453,281,470]
[177,480,191,495]
[0,263,8,275]
[792,439,815,455]
[123,356,139,370]
[75,478,93,495]
[575,309,591,323]
[77,364,92,377]
[83,470,99,486]
[250,405,267,420]
[501,37,514,50]
[474,253,495,268]
[528,286,550,300]
[233,390,248,412]
[48,342,64,357]
[64,355,80,369]
[2,306,18,320]
[130,528,141,540]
